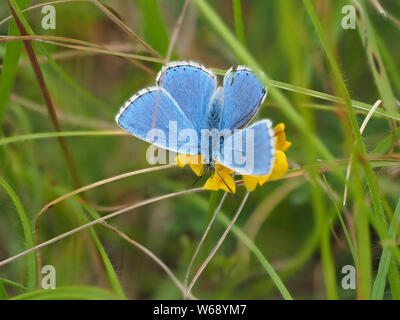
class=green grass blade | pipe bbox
[353,0,398,114]
[134,0,169,56]
[299,102,399,121]
[388,260,400,300]
[48,184,127,299]
[372,198,400,299]
[302,0,390,299]
[82,204,127,299]
[0,0,30,127]
[8,0,111,114]
[0,178,37,290]
[212,68,400,122]
[11,286,119,300]
[232,0,246,46]
[376,36,400,95]
[0,130,125,146]
[373,126,400,154]
[0,277,26,292]
[186,191,293,299]
[218,213,293,300]
[322,176,359,269]
[193,0,336,166]
[0,280,8,300]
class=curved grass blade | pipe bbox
[0,0,30,128]
[0,280,7,300]
[0,130,126,146]
[82,204,127,299]
[0,277,26,291]
[218,212,293,300]
[372,198,400,299]
[388,260,400,300]
[11,286,119,300]
[353,0,398,114]
[0,178,37,290]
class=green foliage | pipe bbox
[0,0,30,128]
[0,0,399,300]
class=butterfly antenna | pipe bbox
[214,166,239,201]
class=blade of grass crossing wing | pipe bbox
[193,0,337,169]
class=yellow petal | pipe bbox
[189,154,203,165]
[215,164,236,193]
[282,141,292,151]
[269,151,288,180]
[189,162,203,176]
[176,154,204,176]
[203,169,236,193]
[242,175,259,192]
[274,122,285,133]
[203,176,221,191]
[274,123,291,152]
[258,174,270,186]
[219,173,236,193]
[215,163,234,174]
[176,154,190,167]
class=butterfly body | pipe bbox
[116,61,275,177]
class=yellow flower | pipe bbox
[242,122,291,192]
[274,122,292,151]
[176,154,236,193]
[176,122,291,193]
[176,154,204,176]
[203,164,236,193]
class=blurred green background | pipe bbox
[0,0,399,300]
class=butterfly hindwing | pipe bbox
[116,87,198,154]
[220,66,267,131]
[156,61,217,132]
[217,120,275,176]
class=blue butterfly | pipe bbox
[115,61,275,177]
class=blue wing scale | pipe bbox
[217,120,275,176]
[116,87,198,154]
[220,66,267,131]
[156,61,217,132]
